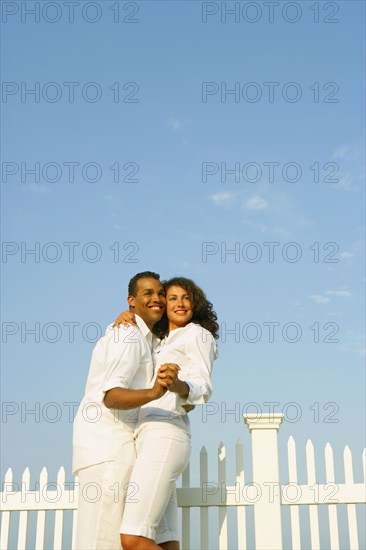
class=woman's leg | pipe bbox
[120,534,162,549]
[160,542,179,550]
[120,536,179,550]
[156,485,180,550]
[120,426,191,549]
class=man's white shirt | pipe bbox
[72,315,154,474]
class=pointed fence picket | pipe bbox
[218,442,228,550]
[325,443,339,549]
[35,468,47,550]
[306,439,321,549]
[344,446,358,550]
[181,461,190,550]
[199,446,209,549]
[1,414,365,550]
[1,468,12,550]
[18,467,30,550]
[287,436,301,550]
[53,467,65,550]
[235,438,246,550]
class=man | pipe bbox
[73,271,178,550]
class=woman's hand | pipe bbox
[150,365,181,400]
[156,363,180,388]
[158,363,190,399]
[113,310,137,328]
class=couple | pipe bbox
[72,271,218,549]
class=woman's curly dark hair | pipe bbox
[152,277,219,340]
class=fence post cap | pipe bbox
[243,413,284,431]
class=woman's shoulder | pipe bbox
[185,322,215,341]
[185,323,218,360]
[166,323,215,346]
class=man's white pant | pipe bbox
[75,458,134,550]
[74,421,136,550]
[120,423,192,543]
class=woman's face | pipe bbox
[166,285,194,330]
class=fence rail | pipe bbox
[1,414,365,550]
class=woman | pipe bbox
[115,277,218,550]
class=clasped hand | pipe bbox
[152,363,180,397]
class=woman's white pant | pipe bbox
[120,423,192,543]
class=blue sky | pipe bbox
[1,1,365,546]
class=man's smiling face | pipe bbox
[128,277,166,329]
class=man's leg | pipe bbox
[75,433,135,550]
[75,462,125,549]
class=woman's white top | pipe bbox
[137,322,217,434]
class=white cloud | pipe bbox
[273,227,290,236]
[333,145,351,160]
[339,251,353,260]
[330,145,364,191]
[244,195,268,210]
[209,192,235,206]
[167,118,180,130]
[337,174,355,190]
[339,240,364,264]
[285,370,319,378]
[242,219,268,232]
[25,184,49,194]
[325,290,352,298]
[332,144,362,163]
[309,289,352,304]
[337,333,366,356]
[309,294,331,304]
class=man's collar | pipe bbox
[134,314,152,338]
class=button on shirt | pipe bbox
[73,315,154,474]
[137,323,217,433]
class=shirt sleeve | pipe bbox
[102,324,144,393]
[175,328,216,408]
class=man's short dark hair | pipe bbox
[128,271,161,297]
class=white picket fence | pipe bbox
[1,414,365,550]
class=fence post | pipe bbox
[244,413,284,550]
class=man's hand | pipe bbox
[113,310,137,328]
[149,374,168,400]
[105,380,167,409]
